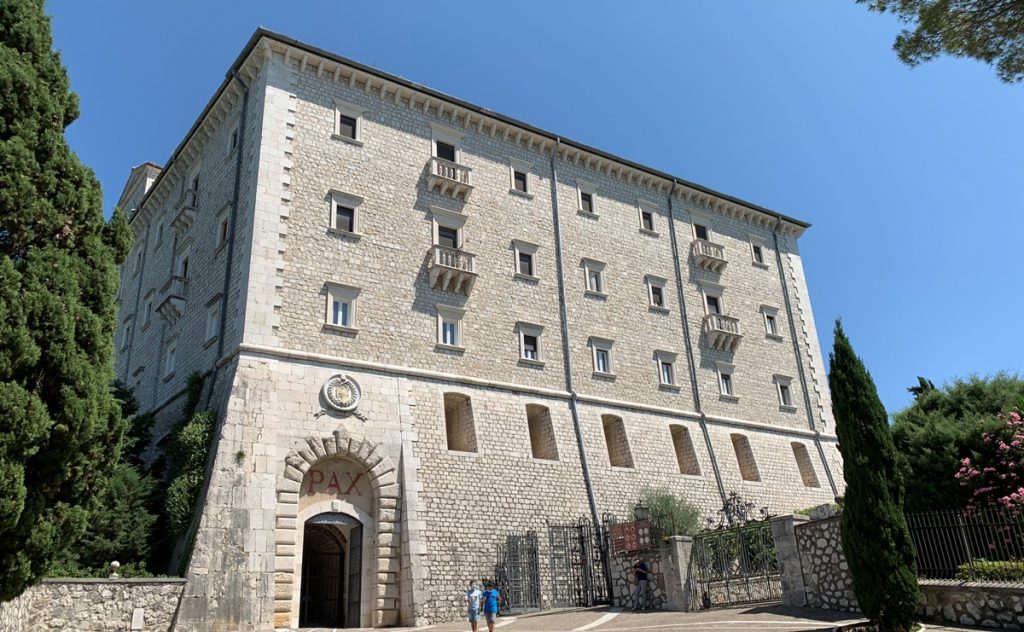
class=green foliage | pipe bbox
[956,559,1024,582]
[0,0,131,601]
[858,0,1024,83]
[892,373,1024,511]
[165,410,215,536]
[631,486,701,537]
[829,320,919,632]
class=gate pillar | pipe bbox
[662,536,695,611]
[770,514,809,607]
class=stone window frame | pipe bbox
[162,338,177,380]
[120,314,134,352]
[512,239,540,282]
[228,122,240,156]
[582,258,607,299]
[645,274,669,313]
[699,280,726,315]
[749,234,769,269]
[327,189,364,239]
[637,199,660,237]
[589,336,615,378]
[791,442,821,488]
[669,424,701,476]
[525,403,559,462]
[175,239,192,280]
[655,350,680,391]
[204,294,222,348]
[761,305,783,341]
[717,361,738,401]
[324,282,360,334]
[153,215,166,252]
[332,97,367,146]
[690,210,715,242]
[430,206,467,249]
[731,433,762,482]
[774,374,797,411]
[435,303,466,352]
[215,202,232,255]
[516,321,545,367]
[576,179,598,218]
[429,121,465,165]
[509,158,533,199]
[141,289,155,331]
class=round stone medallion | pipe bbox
[321,373,361,413]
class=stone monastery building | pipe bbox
[113,29,844,631]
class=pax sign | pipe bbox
[305,469,364,496]
[299,459,370,514]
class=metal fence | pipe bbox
[906,508,1024,582]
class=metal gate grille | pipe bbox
[548,519,610,608]
[689,518,780,609]
[495,532,541,614]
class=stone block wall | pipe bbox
[611,552,668,610]
[793,514,856,611]
[919,581,1024,630]
[0,579,186,632]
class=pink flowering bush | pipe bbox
[955,409,1024,512]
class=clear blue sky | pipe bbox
[49,0,1023,415]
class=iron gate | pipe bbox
[494,532,541,614]
[689,494,781,609]
[547,518,611,607]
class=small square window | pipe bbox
[229,127,239,151]
[324,283,359,332]
[519,252,534,276]
[780,384,792,406]
[335,206,355,233]
[517,322,544,365]
[646,275,668,311]
[717,362,736,398]
[435,141,457,162]
[523,335,539,360]
[694,224,709,241]
[590,337,614,376]
[163,342,177,377]
[436,304,466,350]
[442,321,457,346]
[775,374,796,409]
[514,171,528,193]
[205,299,221,342]
[337,114,357,140]
[706,295,721,314]
[752,244,764,264]
[582,258,606,296]
[512,239,539,280]
[641,211,654,232]
[580,191,594,213]
[588,269,602,293]
[438,226,459,249]
[143,300,153,327]
[651,285,664,307]
[596,349,609,373]
[721,372,733,396]
[328,190,363,236]
[656,352,678,388]
[762,305,782,339]
[332,300,351,327]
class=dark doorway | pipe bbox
[300,513,364,628]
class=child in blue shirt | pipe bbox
[481,581,500,632]
[465,581,482,632]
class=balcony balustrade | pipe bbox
[691,238,727,273]
[703,313,743,352]
[157,275,188,325]
[426,157,473,201]
[171,190,199,234]
[427,245,477,295]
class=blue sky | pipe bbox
[49,1,1023,415]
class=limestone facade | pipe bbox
[113,29,844,629]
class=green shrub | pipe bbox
[630,487,700,537]
[955,560,1024,582]
[165,410,216,535]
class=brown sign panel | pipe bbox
[610,520,652,554]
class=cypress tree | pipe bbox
[829,320,919,632]
[0,0,131,599]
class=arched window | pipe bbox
[526,404,558,461]
[602,414,634,468]
[670,425,700,475]
[791,442,820,488]
[730,433,760,482]
[444,392,476,453]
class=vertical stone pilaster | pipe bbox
[770,514,809,607]
[662,536,695,612]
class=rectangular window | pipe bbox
[595,348,609,374]
[442,321,457,346]
[694,224,709,241]
[337,114,357,140]
[641,210,654,232]
[230,128,238,151]
[706,295,720,314]
[518,252,534,276]
[660,360,674,385]
[718,361,736,398]
[436,304,465,349]
[325,283,359,332]
[513,170,528,193]
[590,337,614,376]
[332,299,350,327]
[205,300,220,342]
[179,256,189,280]
[651,285,664,308]
[335,205,355,233]
[587,269,602,293]
[752,244,764,264]
[523,335,539,360]
[163,343,176,377]
[144,300,153,327]
[580,191,594,213]
[780,384,792,407]
[765,313,778,336]
[438,226,459,249]
[219,217,229,244]
[720,372,733,396]
[435,141,457,162]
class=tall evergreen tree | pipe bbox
[829,320,919,632]
[0,0,131,600]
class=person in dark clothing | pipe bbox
[631,558,650,611]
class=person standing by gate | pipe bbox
[481,581,500,632]
[465,580,482,632]
[631,558,650,611]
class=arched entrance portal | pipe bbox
[300,513,363,628]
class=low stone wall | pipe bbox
[609,536,694,611]
[919,580,1024,630]
[0,578,186,632]
[793,514,857,612]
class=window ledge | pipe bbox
[323,323,359,335]
[779,404,799,413]
[766,333,784,342]
[649,305,670,314]
[518,358,545,368]
[610,465,636,473]
[434,343,465,354]
[676,473,704,480]
[639,228,660,238]
[752,261,770,269]
[331,134,364,147]
[446,449,478,458]
[592,371,616,380]
[659,383,681,392]
[584,289,608,300]
[327,227,363,240]
[509,188,534,200]
[740,479,766,486]
[202,335,218,350]
[531,457,560,465]
[719,394,740,403]
[577,209,599,219]
[162,372,175,383]
[514,272,540,283]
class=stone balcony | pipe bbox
[427,245,477,295]
[691,239,727,273]
[157,275,189,325]
[170,190,199,234]
[426,157,473,201]
[703,313,743,352]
